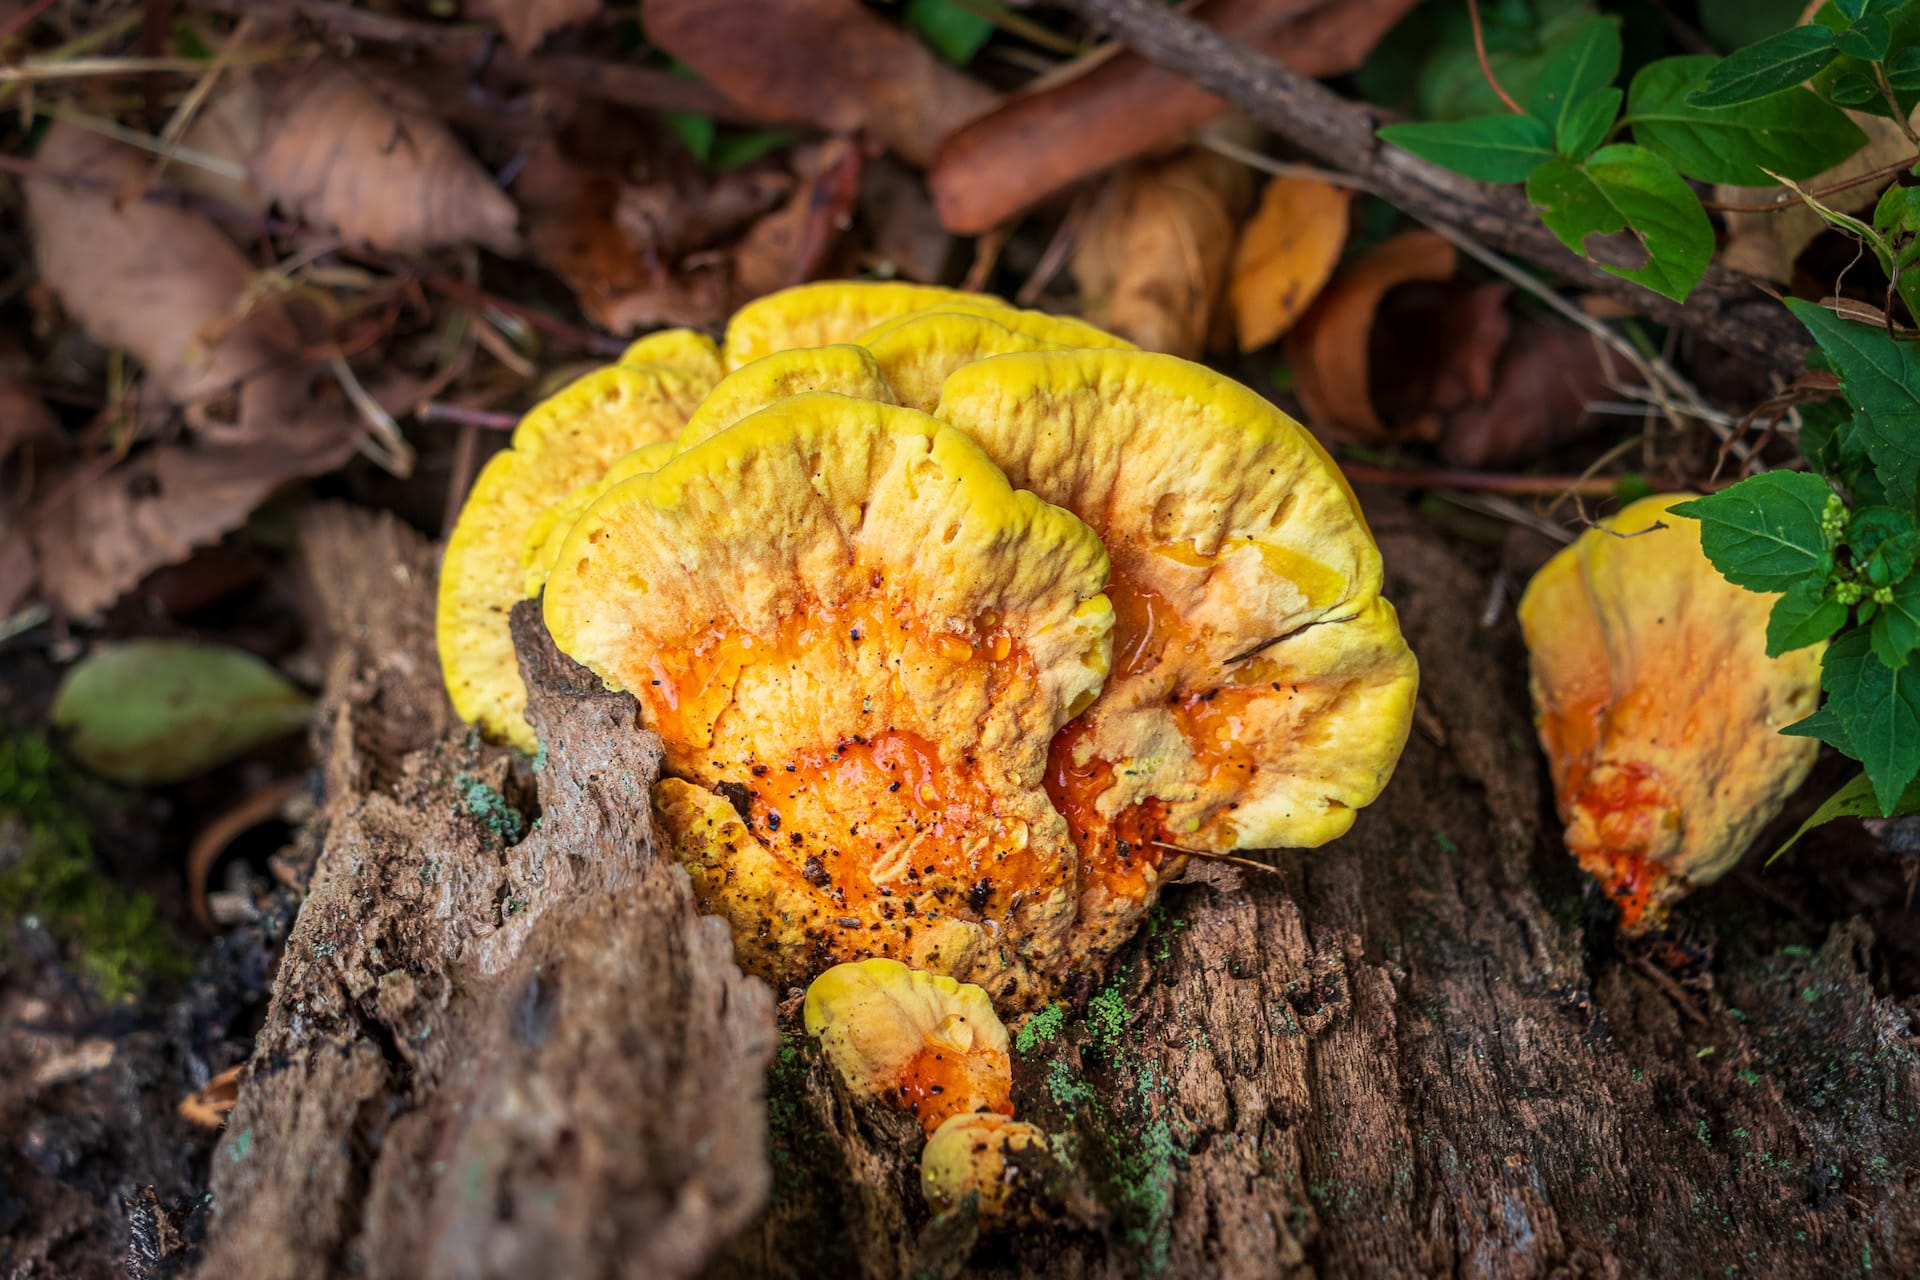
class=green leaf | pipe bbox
[1670,471,1836,592]
[711,127,798,172]
[1870,575,1920,666]
[1525,144,1714,301]
[1626,56,1867,186]
[1858,406,1920,503]
[1826,68,1884,105]
[1887,45,1920,91]
[1785,298,1920,499]
[50,640,313,785]
[1820,629,1920,810]
[1557,87,1621,160]
[1848,505,1920,583]
[1699,0,1810,50]
[1378,114,1557,182]
[1525,16,1622,138]
[1773,769,1920,860]
[1395,0,1606,124]
[1768,578,1850,654]
[1784,701,1856,755]
[1689,26,1840,107]
[1811,2,1920,118]
[905,0,994,66]
[1835,12,1892,59]
[1835,0,1871,19]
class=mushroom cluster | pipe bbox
[1518,494,1822,931]
[439,282,1418,1006]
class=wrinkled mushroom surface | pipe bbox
[920,1113,1051,1220]
[1517,493,1822,931]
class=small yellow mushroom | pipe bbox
[920,1113,1052,1220]
[617,328,724,384]
[803,959,1015,1135]
[1517,494,1822,931]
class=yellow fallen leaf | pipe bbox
[1228,175,1352,350]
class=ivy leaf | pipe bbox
[1820,629,1920,812]
[1767,578,1849,655]
[1557,87,1621,161]
[1871,576,1920,667]
[1525,144,1714,301]
[50,640,314,785]
[1773,769,1920,861]
[1670,471,1835,592]
[1835,12,1892,60]
[905,0,994,66]
[1689,26,1840,107]
[1626,56,1866,186]
[1377,114,1557,182]
[1525,17,1622,139]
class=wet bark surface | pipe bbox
[6,503,1917,1278]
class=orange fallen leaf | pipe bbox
[1072,147,1251,359]
[640,0,995,167]
[180,1064,244,1128]
[1284,229,1456,442]
[253,64,523,255]
[1228,175,1352,350]
[482,0,600,54]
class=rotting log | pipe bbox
[192,502,1920,1279]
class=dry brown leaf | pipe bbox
[515,138,787,333]
[482,0,599,54]
[731,138,865,300]
[0,372,57,465]
[1436,323,1612,468]
[1284,229,1456,442]
[175,73,269,216]
[25,123,282,421]
[1071,148,1251,359]
[255,64,522,255]
[640,0,996,167]
[929,0,1420,234]
[1228,175,1352,350]
[1717,107,1919,282]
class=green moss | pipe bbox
[0,734,187,1002]
[1016,1002,1066,1054]
[455,773,526,842]
[1088,984,1129,1053]
[1047,1057,1094,1111]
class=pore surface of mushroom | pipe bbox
[1517,493,1822,931]
[543,395,1113,1001]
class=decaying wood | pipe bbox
[190,507,1919,1279]
[196,506,774,1280]
[1054,0,1811,364]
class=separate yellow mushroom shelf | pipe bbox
[438,281,1419,1004]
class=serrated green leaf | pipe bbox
[1835,12,1892,59]
[1670,471,1836,592]
[1557,87,1621,160]
[1626,56,1866,185]
[1870,575,1920,665]
[1888,45,1920,91]
[1820,629,1920,810]
[1690,26,1840,107]
[50,640,313,785]
[1773,769,1920,859]
[1848,505,1920,582]
[1768,578,1850,654]
[1378,114,1557,182]
[1784,701,1856,754]
[1785,299,1920,500]
[905,0,994,66]
[1525,144,1714,301]
[1525,17,1622,139]
[1858,406,1920,502]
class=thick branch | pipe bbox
[1055,0,1809,364]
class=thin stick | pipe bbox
[1150,841,1280,876]
[1701,155,1920,213]
[0,0,62,42]
[1467,0,1525,115]
[418,402,517,430]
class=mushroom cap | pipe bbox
[618,328,725,384]
[676,344,898,453]
[934,349,1417,956]
[722,281,997,370]
[803,958,1014,1134]
[859,297,1137,354]
[920,1113,1051,1219]
[437,366,711,751]
[1517,493,1822,931]
[523,439,679,598]
[543,394,1113,1001]
[858,312,1060,414]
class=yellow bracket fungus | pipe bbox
[921,1113,1052,1220]
[721,281,994,370]
[1518,494,1822,932]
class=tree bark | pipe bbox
[189,504,1920,1278]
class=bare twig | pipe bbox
[1466,0,1524,115]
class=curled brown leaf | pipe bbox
[1228,175,1352,350]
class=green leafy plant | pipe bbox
[1672,301,1920,819]
[1377,6,1903,302]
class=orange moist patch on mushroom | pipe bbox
[934,349,1417,948]
[543,394,1113,1001]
